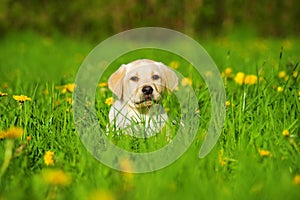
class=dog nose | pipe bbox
[142,86,153,95]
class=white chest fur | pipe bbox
[108,100,168,137]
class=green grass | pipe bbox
[0,31,299,200]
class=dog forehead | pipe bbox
[125,60,161,75]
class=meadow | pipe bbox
[0,31,299,200]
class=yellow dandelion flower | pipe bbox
[169,61,179,69]
[98,82,108,87]
[13,95,32,103]
[258,149,271,157]
[244,75,258,85]
[181,77,192,87]
[292,71,298,78]
[225,101,230,107]
[224,68,232,77]
[277,86,283,92]
[0,92,8,97]
[58,83,75,94]
[278,71,286,78]
[61,87,67,94]
[293,174,300,185]
[0,127,24,139]
[65,83,75,93]
[66,97,72,104]
[164,108,170,113]
[44,151,54,166]
[105,97,114,106]
[282,129,290,137]
[234,72,245,85]
[88,189,115,200]
[41,169,71,186]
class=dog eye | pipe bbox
[130,76,139,82]
[152,75,160,80]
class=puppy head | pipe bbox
[108,59,178,109]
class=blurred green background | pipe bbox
[0,1,300,200]
[1,0,299,41]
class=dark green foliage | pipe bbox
[0,0,299,40]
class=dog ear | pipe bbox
[108,65,126,99]
[159,63,178,91]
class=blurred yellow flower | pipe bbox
[98,82,108,87]
[58,83,75,93]
[41,169,71,186]
[120,158,134,181]
[278,71,286,78]
[284,75,289,81]
[169,61,179,69]
[181,77,192,87]
[26,135,31,141]
[277,86,283,92]
[244,75,258,85]
[120,158,133,173]
[13,95,32,103]
[105,97,114,106]
[43,88,49,95]
[0,127,24,139]
[43,89,49,95]
[292,71,298,78]
[282,129,290,137]
[293,174,300,185]
[0,92,8,97]
[258,149,271,157]
[234,72,245,85]
[224,67,232,77]
[66,97,72,104]
[225,101,230,107]
[44,151,54,166]
[88,189,115,200]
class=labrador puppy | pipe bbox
[108,59,178,137]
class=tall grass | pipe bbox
[0,31,299,200]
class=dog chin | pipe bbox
[133,98,158,108]
[137,100,154,108]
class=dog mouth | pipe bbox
[135,95,158,105]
